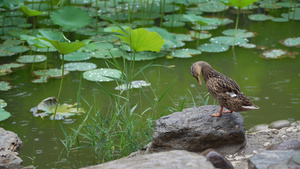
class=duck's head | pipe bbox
[190,61,211,86]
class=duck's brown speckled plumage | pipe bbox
[191,61,259,117]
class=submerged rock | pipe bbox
[0,127,23,168]
[268,120,291,129]
[267,140,300,150]
[248,150,300,169]
[150,105,246,154]
[202,149,234,169]
[248,124,269,132]
[81,150,215,169]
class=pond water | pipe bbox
[0,1,300,168]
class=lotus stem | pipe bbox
[232,8,240,50]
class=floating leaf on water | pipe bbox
[163,40,185,49]
[30,96,85,120]
[0,63,25,70]
[20,5,45,16]
[0,99,7,108]
[277,2,300,8]
[271,17,289,22]
[210,36,249,46]
[82,42,114,52]
[50,6,91,31]
[240,43,256,49]
[248,14,274,21]
[229,0,259,8]
[33,68,69,78]
[187,31,212,39]
[198,43,230,53]
[132,20,155,26]
[104,26,130,32]
[115,80,151,90]
[197,1,229,12]
[0,81,12,91]
[83,68,122,82]
[260,49,297,59]
[162,21,185,27]
[17,55,47,63]
[0,107,11,122]
[32,76,49,83]
[90,35,119,43]
[222,29,256,38]
[175,34,193,41]
[171,49,201,58]
[90,48,123,59]
[64,62,97,71]
[4,45,29,54]
[164,14,190,22]
[61,52,91,61]
[280,37,300,47]
[125,52,165,61]
[259,3,282,9]
[192,24,218,31]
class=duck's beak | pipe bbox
[197,75,202,86]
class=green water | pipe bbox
[1,3,300,169]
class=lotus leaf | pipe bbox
[83,68,122,82]
[90,35,119,43]
[3,39,23,46]
[163,40,185,49]
[240,43,256,49]
[115,80,151,90]
[210,36,249,46]
[198,43,230,53]
[90,48,123,59]
[0,107,11,122]
[0,99,7,108]
[259,3,282,9]
[0,63,24,70]
[50,6,91,31]
[229,0,259,8]
[197,1,229,12]
[17,55,47,63]
[187,31,212,39]
[124,52,165,61]
[132,20,155,26]
[30,97,85,120]
[83,42,114,52]
[32,76,48,83]
[4,45,29,54]
[162,21,185,27]
[277,2,300,8]
[64,62,97,71]
[61,52,91,61]
[272,18,289,22]
[164,14,189,22]
[0,81,12,91]
[175,34,193,41]
[184,14,223,26]
[171,49,201,58]
[222,29,256,38]
[104,26,130,32]
[280,37,300,47]
[260,49,297,59]
[20,5,44,16]
[114,28,164,52]
[248,14,274,21]
[192,24,218,31]
[33,68,69,78]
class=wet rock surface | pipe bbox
[268,119,291,129]
[202,149,234,169]
[82,150,215,169]
[150,105,245,154]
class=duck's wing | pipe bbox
[206,75,241,96]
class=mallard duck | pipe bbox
[191,61,259,117]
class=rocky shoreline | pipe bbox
[1,105,300,169]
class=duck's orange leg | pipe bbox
[223,110,233,113]
[211,106,223,117]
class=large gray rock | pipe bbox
[150,105,245,153]
[248,150,300,169]
[0,128,23,168]
[81,150,215,169]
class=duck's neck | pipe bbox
[202,66,220,82]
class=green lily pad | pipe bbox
[0,99,7,108]
[222,29,256,38]
[163,40,185,49]
[229,0,259,8]
[259,3,282,9]
[113,28,164,52]
[147,27,177,44]
[272,17,289,22]
[115,80,151,90]
[64,62,97,71]
[82,42,114,52]
[198,43,230,53]
[171,49,201,58]
[50,6,91,31]
[187,31,212,39]
[175,34,193,41]
[125,52,165,61]
[61,52,91,61]
[90,48,123,59]
[0,81,12,91]
[260,49,297,59]
[32,76,48,83]
[132,20,155,26]
[30,97,85,120]
[248,14,274,21]
[17,55,47,63]
[192,24,218,31]
[83,68,122,82]
[280,37,300,47]
[240,43,256,49]
[210,36,249,46]
[162,21,185,27]
[4,45,29,54]
[0,63,25,70]
[33,68,69,78]
[0,107,11,122]
[198,1,229,12]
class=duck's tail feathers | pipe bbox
[242,105,259,110]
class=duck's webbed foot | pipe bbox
[211,106,223,117]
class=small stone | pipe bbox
[269,120,291,129]
[292,129,298,132]
[253,150,258,154]
[281,135,287,139]
[286,127,293,132]
[202,149,234,169]
[249,124,269,132]
[264,142,271,147]
[267,140,300,150]
[234,156,245,160]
